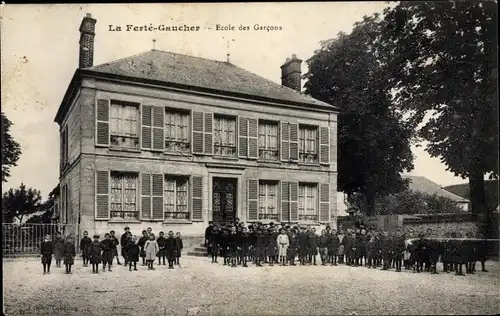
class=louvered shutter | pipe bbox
[247,179,258,221]
[152,106,165,151]
[289,181,298,222]
[289,123,299,162]
[280,122,289,161]
[238,117,248,158]
[332,121,338,167]
[319,126,330,165]
[248,118,258,159]
[319,183,330,222]
[191,176,203,221]
[95,170,109,219]
[281,181,290,222]
[61,184,66,223]
[141,105,152,150]
[204,112,213,155]
[141,173,152,219]
[192,111,204,154]
[152,174,164,220]
[96,99,110,146]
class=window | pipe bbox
[60,127,68,170]
[110,172,139,219]
[165,109,190,152]
[299,125,318,163]
[258,121,279,161]
[110,100,140,149]
[164,176,189,219]
[258,181,279,220]
[214,115,237,157]
[299,183,318,221]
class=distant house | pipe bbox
[49,184,61,223]
[403,175,470,211]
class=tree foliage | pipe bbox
[1,112,22,183]
[2,184,42,223]
[375,191,466,215]
[303,14,414,215]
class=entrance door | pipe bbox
[212,177,237,224]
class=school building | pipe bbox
[54,14,339,239]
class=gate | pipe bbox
[2,223,79,258]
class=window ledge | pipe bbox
[212,156,239,161]
[108,218,142,223]
[163,219,193,224]
[164,151,192,156]
[109,147,141,153]
[258,160,281,164]
[298,162,320,167]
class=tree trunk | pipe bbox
[469,171,489,237]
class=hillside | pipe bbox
[444,180,499,210]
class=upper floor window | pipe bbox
[299,125,318,163]
[164,176,189,220]
[258,121,279,161]
[258,180,279,221]
[165,109,190,153]
[298,183,318,221]
[214,115,237,157]
[110,100,140,149]
[110,171,139,220]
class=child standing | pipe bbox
[138,230,149,266]
[165,231,177,269]
[101,233,113,272]
[157,231,167,265]
[210,228,220,263]
[318,230,329,265]
[79,231,92,267]
[144,233,159,270]
[277,228,290,266]
[308,228,319,266]
[89,235,102,274]
[366,236,376,268]
[53,232,65,268]
[109,230,121,265]
[63,236,76,274]
[175,232,184,266]
[125,235,140,271]
[328,230,340,266]
[40,235,53,274]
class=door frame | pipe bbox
[208,169,243,223]
[211,177,238,224]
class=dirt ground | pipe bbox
[3,257,500,316]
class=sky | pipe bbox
[2,3,468,198]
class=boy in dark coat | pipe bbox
[297,227,309,265]
[255,229,266,267]
[205,221,214,256]
[248,226,256,263]
[120,227,131,266]
[267,228,278,266]
[89,235,102,274]
[210,228,220,263]
[125,235,140,271]
[240,227,250,267]
[63,236,76,274]
[366,235,376,268]
[109,230,121,265]
[138,230,149,266]
[318,230,329,265]
[328,230,340,266]
[381,231,392,270]
[165,231,177,269]
[287,228,298,266]
[101,233,113,272]
[308,228,319,265]
[220,229,230,266]
[359,229,368,267]
[393,230,406,272]
[53,232,65,268]
[157,231,167,265]
[79,231,92,267]
[344,230,354,266]
[40,234,53,274]
[175,232,184,265]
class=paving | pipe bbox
[3,256,500,315]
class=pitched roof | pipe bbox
[403,175,469,203]
[87,50,335,109]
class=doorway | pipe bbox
[212,177,237,224]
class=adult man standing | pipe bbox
[120,227,131,266]
[205,221,214,256]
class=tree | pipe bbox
[303,14,415,216]
[2,184,42,224]
[375,191,465,215]
[26,196,54,224]
[1,112,22,183]
[379,1,498,236]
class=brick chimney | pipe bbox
[79,13,97,68]
[280,54,302,92]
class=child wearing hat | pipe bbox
[89,235,102,274]
[63,236,76,274]
[210,227,220,263]
[101,233,114,272]
[144,233,159,270]
[308,228,319,265]
[40,234,53,274]
[79,231,92,267]
[165,231,177,269]
[157,231,167,265]
[297,227,309,265]
[138,230,149,266]
[125,235,140,271]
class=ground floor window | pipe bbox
[259,180,279,220]
[299,183,318,221]
[110,172,139,219]
[164,176,190,219]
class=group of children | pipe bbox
[39,226,184,274]
[203,221,490,276]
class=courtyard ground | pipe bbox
[3,257,500,316]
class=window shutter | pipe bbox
[141,173,152,219]
[63,127,68,167]
[151,174,164,220]
[238,117,248,158]
[95,170,110,219]
[192,111,204,154]
[319,183,330,223]
[289,181,298,222]
[96,99,110,146]
[61,184,66,223]
[281,181,290,222]
[191,176,203,221]
[204,112,213,155]
[248,118,258,159]
[289,123,299,162]
[152,106,165,151]
[280,122,290,161]
[141,105,152,150]
[247,179,258,221]
[319,126,330,165]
